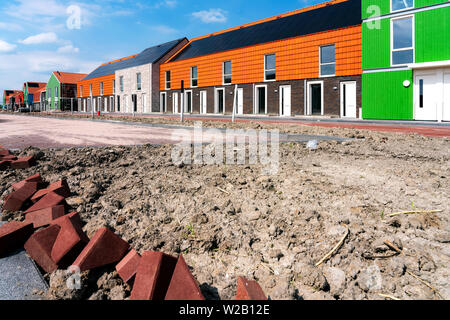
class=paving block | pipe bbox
[24,205,66,229]
[12,173,44,191]
[116,249,141,284]
[25,192,65,214]
[24,225,61,273]
[2,182,40,212]
[10,156,36,169]
[0,155,17,161]
[0,149,11,156]
[31,179,71,203]
[130,252,177,300]
[0,221,34,257]
[165,255,205,300]
[236,277,267,300]
[72,228,130,272]
[50,213,89,268]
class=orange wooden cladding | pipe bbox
[77,74,115,98]
[160,25,362,91]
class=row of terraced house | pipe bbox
[3,0,450,121]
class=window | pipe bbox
[80,85,83,97]
[419,79,424,109]
[55,87,58,98]
[117,95,121,112]
[264,54,276,81]
[191,66,198,87]
[120,76,124,92]
[392,17,414,65]
[391,0,413,12]
[137,73,141,91]
[223,61,232,84]
[90,84,93,96]
[113,80,115,95]
[320,45,335,76]
[165,71,171,90]
[100,82,104,96]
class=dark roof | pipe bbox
[83,38,186,81]
[171,0,361,62]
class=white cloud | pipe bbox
[150,25,178,35]
[57,44,80,54]
[0,22,23,32]
[192,8,227,23]
[0,40,17,53]
[19,32,59,45]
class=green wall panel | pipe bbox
[362,19,390,70]
[415,6,450,63]
[415,0,448,8]
[46,73,60,110]
[362,0,390,20]
[362,70,413,120]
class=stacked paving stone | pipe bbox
[0,173,267,300]
[0,145,36,171]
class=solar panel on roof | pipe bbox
[83,38,185,81]
[171,0,361,62]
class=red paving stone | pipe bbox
[12,173,44,191]
[31,179,71,203]
[24,225,61,273]
[165,255,205,301]
[130,251,177,301]
[25,192,65,214]
[73,228,130,272]
[236,277,267,300]
[10,156,36,169]
[2,182,40,212]
[24,205,66,229]
[116,249,141,284]
[0,221,34,257]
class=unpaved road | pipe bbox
[0,116,449,300]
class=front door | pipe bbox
[160,93,167,113]
[279,85,291,117]
[216,89,224,114]
[237,88,243,115]
[308,83,322,115]
[256,86,266,114]
[132,94,137,113]
[200,91,207,114]
[185,91,192,113]
[414,74,437,121]
[173,92,179,114]
[444,72,450,121]
[340,81,357,118]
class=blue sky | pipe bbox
[0,0,325,101]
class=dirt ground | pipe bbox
[1,120,449,300]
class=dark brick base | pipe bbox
[161,75,362,118]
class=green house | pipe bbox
[362,0,450,121]
[46,72,88,111]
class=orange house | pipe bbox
[160,0,362,118]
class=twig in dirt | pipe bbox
[387,210,442,218]
[362,252,398,260]
[406,270,444,300]
[378,293,401,301]
[384,241,403,255]
[315,228,350,267]
[217,187,230,195]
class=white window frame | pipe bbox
[254,84,268,114]
[112,80,115,95]
[173,92,179,113]
[165,71,171,90]
[319,44,336,78]
[80,85,83,97]
[191,66,198,88]
[120,76,124,92]
[306,80,324,116]
[214,88,226,114]
[200,90,207,114]
[391,15,415,67]
[100,82,104,96]
[264,54,276,82]
[137,73,142,91]
[223,61,232,85]
[160,92,167,113]
[391,0,414,13]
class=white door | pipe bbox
[200,91,207,114]
[340,81,357,118]
[414,74,438,121]
[237,88,243,115]
[444,72,450,121]
[173,92,179,114]
[279,85,291,117]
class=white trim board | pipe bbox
[363,1,450,22]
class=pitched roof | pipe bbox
[82,38,186,81]
[170,0,361,62]
[53,72,88,84]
